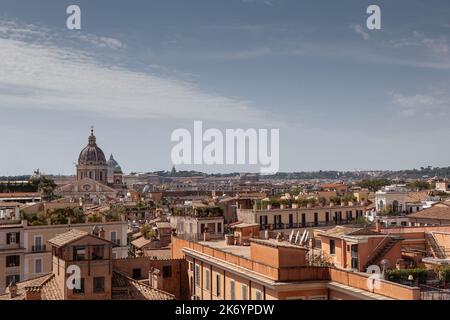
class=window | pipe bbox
[92,246,104,260]
[110,231,117,243]
[215,274,221,296]
[204,269,210,291]
[242,284,248,300]
[93,277,105,293]
[230,280,235,300]
[6,255,20,267]
[6,275,20,285]
[132,268,142,279]
[330,240,335,255]
[35,258,42,274]
[195,265,200,286]
[33,235,44,252]
[255,290,262,300]
[163,265,172,278]
[217,223,222,233]
[73,246,86,261]
[6,232,20,244]
[73,278,85,294]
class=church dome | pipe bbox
[78,128,107,165]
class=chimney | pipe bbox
[203,228,210,241]
[8,282,18,299]
[375,220,381,233]
[99,226,105,239]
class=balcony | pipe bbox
[31,245,47,253]
[259,220,351,231]
[112,239,121,246]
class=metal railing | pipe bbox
[31,245,47,252]
[175,232,224,241]
[259,220,352,231]
[420,285,450,300]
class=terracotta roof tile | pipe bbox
[111,271,175,300]
[47,229,89,247]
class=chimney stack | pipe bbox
[375,220,381,233]
[203,228,210,241]
[99,226,105,239]
[8,282,18,299]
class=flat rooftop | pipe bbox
[196,237,307,259]
[197,239,251,259]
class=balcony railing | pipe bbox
[175,232,224,242]
[259,219,356,230]
[112,239,121,246]
[32,245,47,253]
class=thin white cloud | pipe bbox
[0,21,270,124]
[391,93,444,117]
[74,33,125,50]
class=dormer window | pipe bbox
[73,246,86,261]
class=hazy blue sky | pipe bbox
[1,0,450,175]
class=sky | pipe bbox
[0,0,450,175]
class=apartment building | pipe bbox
[0,219,128,293]
[375,185,426,214]
[407,202,450,226]
[436,180,450,193]
[315,225,403,272]
[170,215,224,240]
[0,192,41,204]
[237,202,367,231]
[316,222,450,272]
[0,229,174,300]
[0,202,21,220]
[0,222,24,294]
[171,234,420,300]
